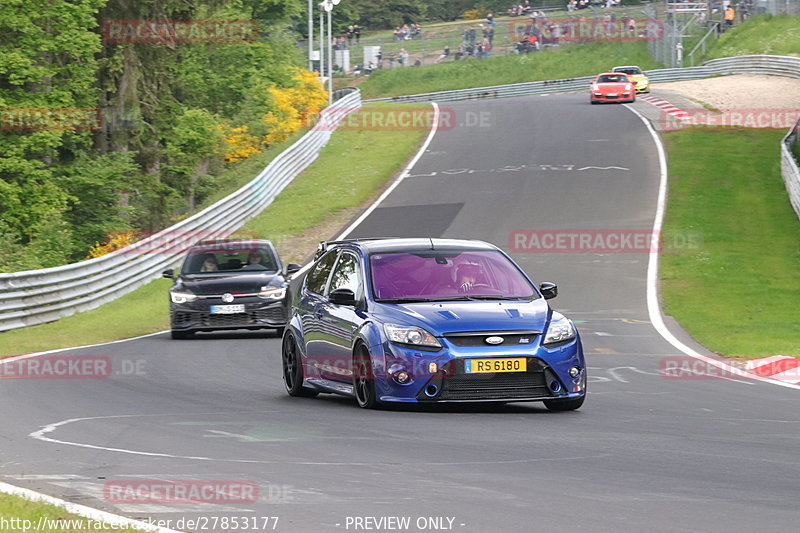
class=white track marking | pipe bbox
[0,481,181,533]
[1,330,167,362]
[29,413,609,466]
[336,102,440,240]
[624,103,800,391]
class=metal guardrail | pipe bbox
[781,114,800,220]
[0,89,362,332]
[366,55,800,103]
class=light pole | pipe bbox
[321,0,342,105]
[319,3,325,86]
[308,0,313,71]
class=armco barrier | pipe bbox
[366,55,800,103]
[782,114,800,219]
[0,89,362,332]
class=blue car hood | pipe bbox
[372,299,551,336]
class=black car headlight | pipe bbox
[543,312,576,346]
[258,286,286,300]
[170,291,197,304]
[384,324,441,349]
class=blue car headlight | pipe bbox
[543,312,576,346]
[384,324,441,349]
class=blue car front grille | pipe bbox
[418,357,558,401]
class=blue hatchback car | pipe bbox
[281,238,586,410]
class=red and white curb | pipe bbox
[639,94,691,121]
[744,355,800,385]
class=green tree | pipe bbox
[162,108,225,211]
[0,0,103,268]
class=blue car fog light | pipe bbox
[568,366,581,378]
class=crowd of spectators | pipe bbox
[345,25,362,45]
[567,0,620,10]
[393,23,422,41]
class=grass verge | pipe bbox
[661,127,800,358]
[707,14,800,59]
[0,492,149,532]
[358,42,659,99]
[0,103,427,358]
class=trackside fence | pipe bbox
[0,89,362,332]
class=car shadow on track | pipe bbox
[181,330,283,340]
[287,393,572,415]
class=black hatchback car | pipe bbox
[162,239,300,339]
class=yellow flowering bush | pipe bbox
[262,67,328,146]
[218,124,261,163]
[87,230,138,258]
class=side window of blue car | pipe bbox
[305,251,338,295]
[328,252,362,300]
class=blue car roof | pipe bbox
[332,238,501,254]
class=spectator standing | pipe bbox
[436,45,450,63]
[398,48,408,66]
[725,5,735,29]
[482,38,492,58]
[346,25,354,46]
[354,25,361,44]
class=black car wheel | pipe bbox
[353,344,378,409]
[282,333,318,398]
[543,394,585,411]
[171,329,194,340]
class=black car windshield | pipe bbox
[370,250,537,301]
[614,67,641,75]
[597,74,629,83]
[181,245,278,275]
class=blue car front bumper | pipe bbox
[372,336,585,403]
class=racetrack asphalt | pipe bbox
[1,93,798,533]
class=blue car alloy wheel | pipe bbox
[281,238,586,411]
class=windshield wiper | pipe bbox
[462,295,532,300]
[375,297,449,303]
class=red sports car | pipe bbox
[589,73,636,104]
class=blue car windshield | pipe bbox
[369,250,537,301]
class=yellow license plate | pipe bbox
[464,358,527,374]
